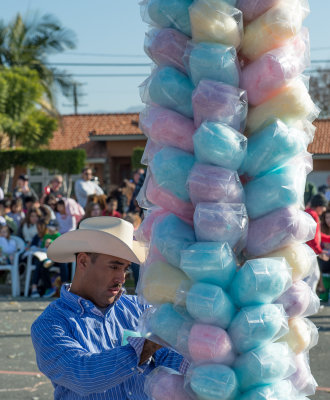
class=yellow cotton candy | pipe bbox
[279,318,311,354]
[142,260,189,304]
[241,0,307,61]
[189,0,242,48]
[246,78,317,134]
[264,244,315,282]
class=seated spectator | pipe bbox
[43,194,57,220]
[56,199,76,234]
[7,198,25,228]
[24,195,39,214]
[41,175,65,203]
[13,175,38,208]
[87,194,107,213]
[82,201,103,220]
[19,207,41,247]
[0,200,17,234]
[0,224,17,265]
[103,196,122,218]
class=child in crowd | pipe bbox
[7,198,25,228]
[103,196,122,218]
[30,220,68,298]
[83,201,103,219]
[0,200,17,234]
[0,224,17,265]
[19,207,41,247]
[55,199,76,234]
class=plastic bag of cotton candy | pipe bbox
[138,303,237,366]
[244,152,313,219]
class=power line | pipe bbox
[54,73,148,77]
[49,62,151,67]
[63,52,147,58]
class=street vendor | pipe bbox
[31,216,188,399]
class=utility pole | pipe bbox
[63,82,88,114]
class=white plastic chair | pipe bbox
[0,236,25,297]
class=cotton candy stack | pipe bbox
[236,0,320,397]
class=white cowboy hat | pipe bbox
[47,216,146,264]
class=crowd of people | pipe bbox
[0,167,146,297]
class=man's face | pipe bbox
[78,253,131,307]
[82,169,92,181]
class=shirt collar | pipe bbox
[60,284,125,317]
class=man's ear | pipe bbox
[77,253,90,271]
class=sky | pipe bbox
[2,0,330,115]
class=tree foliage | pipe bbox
[131,146,145,170]
[0,13,77,110]
[0,67,57,148]
[0,149,86,174]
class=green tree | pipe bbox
[0,67,57,148]
[0,13,77,113]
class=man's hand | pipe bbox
[139,339,162,365]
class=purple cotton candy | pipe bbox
[289,353,317,396]
[187,163,244,206]
[192,80,248,132]
[139,106,195,153]
[275,280,318,318]
[246,207,316,257]
[147,176,194,225]
[144,28,189,73]
[236,0,280,22]
[194,202,248,252]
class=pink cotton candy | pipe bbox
[237,0,280,22]
[147,369,192,400]
[144,28,189,73]
[188,324,236,365]
[136,207,170,243]
[146,176,194,225]
[241,31,309,106]
[139,106,195,153]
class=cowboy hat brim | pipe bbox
[47,229,146,264]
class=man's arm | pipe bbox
[31,318,144,397]
[74,180,87,207]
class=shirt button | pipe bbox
[131,368,135,371]
[128,392,132,395]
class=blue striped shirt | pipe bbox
[31,285,187,399]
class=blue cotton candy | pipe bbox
[185,42,240,87]
[152,214,196,267]
[238,380,294,400]
[150,146,195,202]
[149,303,188,348]
[234,343,294,391]
[186,282,236,329]
[245,164,304,219]
[228,304,287,353]
[147,0,192,36]
[190,364,239,400]
[180,242,237,289]
[229,258,292,307]
[148,66,194,118]
[240,120,308,178]
[193,121,247,170]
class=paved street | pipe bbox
[0,288,329,400]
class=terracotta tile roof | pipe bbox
[48,113,142,151]
[309,119,330,155]
[48,113,330,156]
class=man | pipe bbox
[13,174,38,207]
[31,217,188,399]
[41,175,65,202]
[74,167,104,208]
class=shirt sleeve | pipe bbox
[31,317,144,396]
[152,347,189,374]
